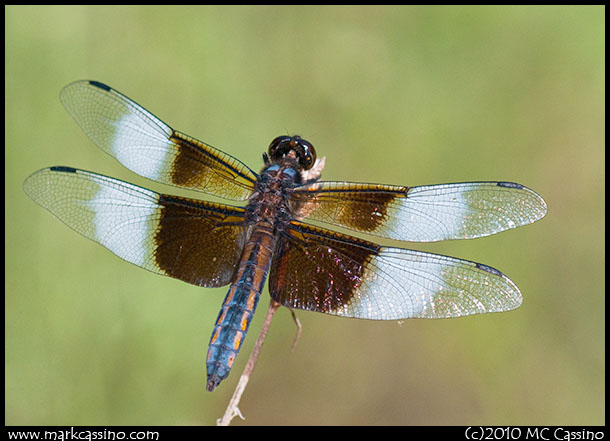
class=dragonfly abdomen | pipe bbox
[205,227,276,391]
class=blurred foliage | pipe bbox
[6,5,604,425]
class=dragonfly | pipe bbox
[24,80,547,391]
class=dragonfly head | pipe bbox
[267,135,317,171]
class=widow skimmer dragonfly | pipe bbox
[24,80,547,392]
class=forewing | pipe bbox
[60,80,258,201]
[291,181,547,242]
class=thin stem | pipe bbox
[217,299,281,426]
[289,309,302,352]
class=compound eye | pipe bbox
[268,135,292,159]
[299,139,317,170]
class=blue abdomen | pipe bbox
[205,228,275,391]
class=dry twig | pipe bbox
[217,299,281,426]
[289,309,302,352]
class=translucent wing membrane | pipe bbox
[60,80,258,201]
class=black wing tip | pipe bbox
[88,80,112,92]
[24,166,79,194]
[49,165,78,173]
[497,181,524,190]
[475,262,504,277]
[497,181,548,219]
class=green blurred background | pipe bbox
[6,6,604,426]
